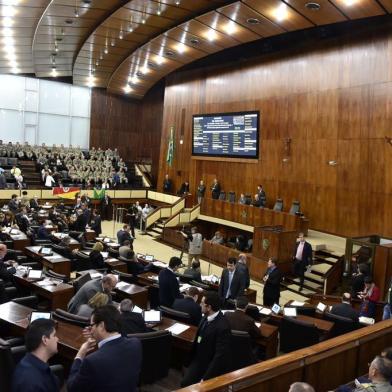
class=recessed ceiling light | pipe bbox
[65,19,73,25]
[305,2,321,10]
[82,0,92,4]
[343,0,356,5]
[189,37,199,45]
[274,4,288,21]
[165,50,175,56]
[119,30,123,39]
[246,18,260,25]
[147,61,156,68]
[176,43,186,53]
[104,47,108,54]
[206,30,217,42]
[136,71,143,77]
[2,17,13,27]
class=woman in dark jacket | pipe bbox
[89,242,105,269]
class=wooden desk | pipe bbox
[115,283,149,309]
[104,258,127,273]
[2,228,30,251]
[256,323,279,359]
[51,233,80,251]
[0,302,84,360]
[13,274,74,310]
[85,229,96,242]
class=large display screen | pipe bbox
[192,111,259,159]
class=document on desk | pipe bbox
[152,261,167,268]
[290,301,305,307]
[46,255,63,260]
[259,307,272,316]
[91,272,103,279]
[180,283,191,293]
[166,323,190,335]
[116,281,129,290]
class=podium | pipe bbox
[252,226,297,273]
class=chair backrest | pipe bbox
[73,272,91,292]
[190,280,210,290]
[279,316,319,353]
[0,339,18,392]
[46,269,68,282]
[52,308,89,327]
[51,243,68,256]
[273,198,284,212]
[159,305,191,323]
[127,330,171,384]
[289,200,301,215]
[112,269,136,284]
[291,306,316,317]
[245,194,252,205]
[219,191,226,200]
[12,295,39,309]
[230,330,257,370]
[108,247,119,257]
[323,312,358,337]
[228,192,236,203]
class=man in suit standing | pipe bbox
[119,299,147,335]
[89,210,102,236]
[67,305,142,392]
[67,275,117,314]
[158,257,183,307]
[163,174,172,194]
[218,258,246,304]
[211,178,221,200]
[116,224,133,246]
[237,253,250,289]
[225,296,261,340]
[263,257,282,306]
[181,291,232,387]
[293,232,313,291]
[100,194,112,221]
[172,286,202,326]
[331,292,359,323]
[12,319,60,392]
[178,181,190,196]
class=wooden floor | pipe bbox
[101,221,347,306]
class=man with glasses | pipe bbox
[181,291,231,387]
[67,305,142,392]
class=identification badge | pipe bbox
[197,336,202,343]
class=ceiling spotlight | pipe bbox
[99,52,103,60]
[128,75,138,84]
[155,56,164,65]
[165,50,175,56]
[305,2,321,10]
[123,85,132,94]
[343,0,356,5]
[95,60,99,66]
[246,18,260,25]
[104,46,108,54]
[74,8,79,17]
[176,43,186,53]
[11,67,20,73]
[55,44,59,52]
[65,19,73,25]
[274,4,288,21]
[141,18,146,24]
[119,30,123,39]
[175,0,180,5]
[110,39,115,47]
[224,21,237,35]
[206,30,217,42]
[2,17,13,27]
[189,37,199,45]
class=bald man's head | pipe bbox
[0,244,7,260]
[102,274,118,292]
[289,383,315,392]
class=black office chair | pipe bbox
[52,309,89,327]
[179,274,195,284]
[245,194,252,205]
[219,191,226,201]
[159,305,191,324]
[112,269,136,284]
[230,330,258,370]
[189,280,210,290]
[289,200,301,215]
[323,312,359,337]
[279,316,319,353]
[72,272,91,292]
[228,191,236,203]
[108,247,119,258]
[73,251,93,271]
[289,306,316,317]
[127,330,171,385]
[273,198,284,212]
[12,295,39,309]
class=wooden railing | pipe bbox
[145,196,185,229]
[164,204,201,228]
[175,319,392,392]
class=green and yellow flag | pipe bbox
[166,126,174,166]
[93,188,105,200]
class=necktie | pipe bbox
[226,272,234,298]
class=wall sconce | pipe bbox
[179,139,183,145]
[328,160,338,166]
[282,157,290,163]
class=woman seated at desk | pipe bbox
[89,242,106,269]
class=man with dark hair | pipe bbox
[225,296,261,340]
[181,226,203,267]
[0,243,17,284]
[173,286,202,326]
[163,173,172,194]
[288,382,315,392]
[183,259,202,282]
[237,253,250,289]
[8,194,19,213]
[263,257,282,306]
[67,274,117,314]
[158,256,183,307]
[89,209,102,236]
[293,232,313,291]
[12,319,60,392]
[181,291,232,387]
[67,305,142,392]
[218,258,245,303]
[331,292,359,323]
[119,299,147,335]
[116,224,133,246]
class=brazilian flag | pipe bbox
[166,126,174,166]
[93,188,105,200]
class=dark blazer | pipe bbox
[12,352,59,392]
[163,178,172,193]
[182,312,232,386]
[173,297,202,326]
[89,250,105,269]
[331,303,359,323]
[120,311,147,335]
[218,269,245,300]
[224,310,261,340]
[263,267,282,304]
[90,215,102,236]
[236,263,250,289]
[351,274,365,299]
[158,268,182,307]
[211,182,221,200]
[178,182,190,195]
[294,241,313,266]
[0,261,16,283]
[67,336,142,392]
[117,229,132,246]
[30,199,39,210]
[182,267,202,282]
[73,214,86,232]
[37,225,50,240]
[0,174,6,189]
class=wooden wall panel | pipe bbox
[157,26,392,237]
[90,82,164,183]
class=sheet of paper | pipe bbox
[283,307,297,317]
[46,255,63,260]
[100,252,109,258]
[152,261,167,268]
[91,273,103,279]
[116,281,129,289]
[133,305,143,314]
[359,316,375,325]
[255,322,261,328]
[166,323,190,335]
[259,307,272,315]
[291,301,305,307]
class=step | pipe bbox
[304,271,324,283]
[292,278,322,290]
[286,284,316,296]
[280,290,309,304]
[310,263,332,275]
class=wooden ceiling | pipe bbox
[1,0,389,98]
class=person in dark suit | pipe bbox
[182,259,202,282]
[163,174,172,193]
[100,194,112,221]
[0,243,17,284]
[181,291,232,387]
[15,207,30,233]
[263,257,282,306]
[116,224,133,246]
[172,286,202,326]
[218,258,245,303]
[67,305,142,392]
[67,275,117,314]
[89,210,102,236]
[158,256,183,307]
[237,253,250,289]
[257,184,267,207]
[351,263,368,299]
[8,194,19,213]
[330,292,359,323]
[178,181,190,195]
[12,318,60,392]
[126,204,138,238]
[225,296,261,340]
[81,204,91,227]
[89,242,105,270]
[119,299,147,335]
[29,196,40,210]
[293,232,313,291]
[72,209,87,232]
[211,178,221,200]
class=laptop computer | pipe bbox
[27,270,43,280]
[145,255,154,262]
[29,311,52,324]
[143,310,161,323]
